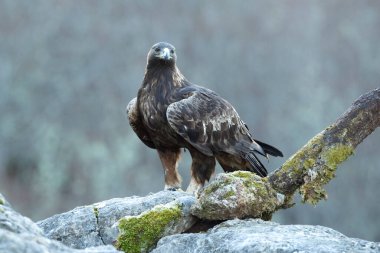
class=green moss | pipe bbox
[304,158,316,169]
[231,171,279,217]
[253,181,268,196]
[222,171,269,199]
[300,182,327,205]
[273,129,355,206]
[300,144,354,205]
[232,171,252,179]
[324,144,354,169]
[222,190,235,199]
[282,195,295,209]
[194,170,281,220]
[280,133,323,177]
[249,180,279,217]
[0,195,6,210]
[116,203,182,253]
[228,171,263,190]
[93,206,99,219]
[203,172,265,198]
[203,176,232,196]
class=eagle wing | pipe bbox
[126,97,156,149]
[166,86,266,167]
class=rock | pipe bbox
[38,205,104,248]
[2,190,380,253]
[0,194,121,253]
[38,190,194,249]
[0,230,120,253]
[96,190,194,245]
[0,193,10,207]
[0,199,43,236]
[115,196,196,253]
[153,219,380,253]
[191,171,284,220]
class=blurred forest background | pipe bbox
[0,0,379,241]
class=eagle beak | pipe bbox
[160,48,172,60]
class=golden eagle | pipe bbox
[127,42,283,193]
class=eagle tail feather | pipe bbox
[245,152,268,177]
[254,140,283,157]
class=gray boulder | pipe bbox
[191,171,284,220]
[0,193,120,253]
[38,190,195,249]
[0,230,119,253]
[153,219,380,253]
[0,198,43,236]
[37,204,104,248]
[3,189,380,253]
[115,196,196,253]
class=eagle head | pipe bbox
[147,42,177,68]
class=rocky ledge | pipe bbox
[0,193,119,253]
[154,219,379,253]
[1,190,379,253]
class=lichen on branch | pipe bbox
[299,143,354,204]
[269,88,379,205]
[191,171,284,220]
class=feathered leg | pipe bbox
[186,148,216,195]
[157,149,182,190]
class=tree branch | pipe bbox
[268,88,380,205]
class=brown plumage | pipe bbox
[127,42,283,193]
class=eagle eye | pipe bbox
[170,49,174,54]
[154,47,160,52]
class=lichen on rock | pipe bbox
[191,171,284,220]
